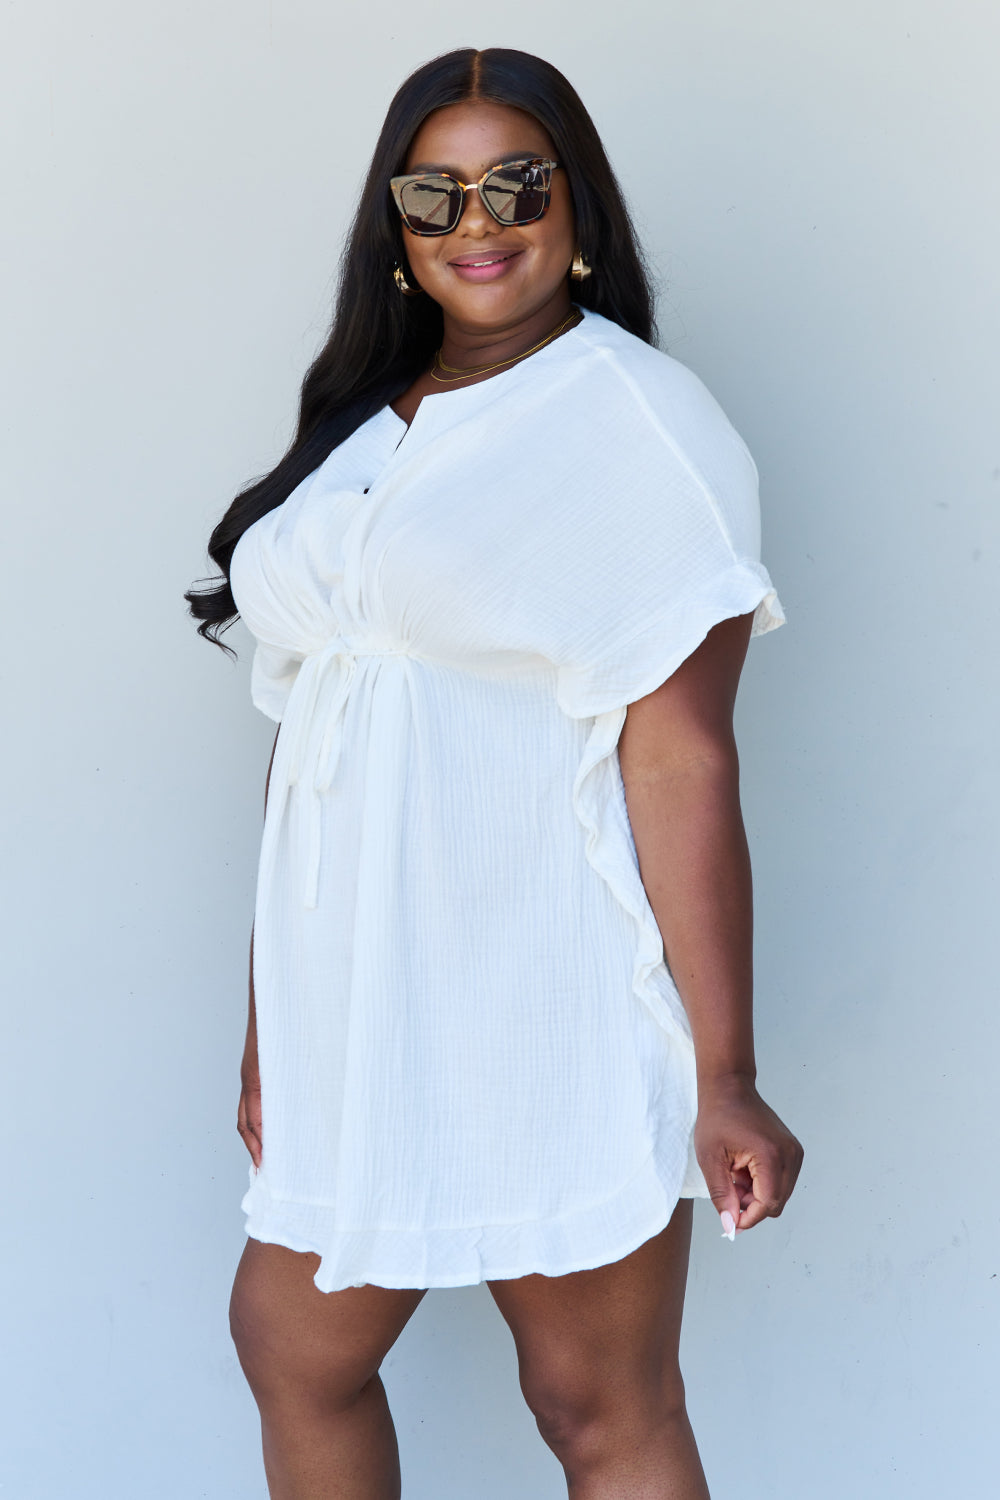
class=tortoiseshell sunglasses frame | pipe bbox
[389,156,560,236]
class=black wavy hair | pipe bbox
[185,47,657,649]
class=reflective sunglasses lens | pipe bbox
[481,161,550,225]
[399,176,462,234]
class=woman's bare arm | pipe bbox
[617,613,802,1235]
[236,728,280,1169]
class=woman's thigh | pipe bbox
[486,1200,693,1436]
[230,1238,427,1405]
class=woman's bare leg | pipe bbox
[487,1200,709,1499]
[229,1238,426,1500]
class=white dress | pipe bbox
[229,308,784,1293]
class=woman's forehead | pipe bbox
[405,100,555,174]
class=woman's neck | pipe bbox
[437,288,575,372]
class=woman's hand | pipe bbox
[237,1027,263,1169]
[694,1074,803,1237]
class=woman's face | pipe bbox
[399,100,576,335]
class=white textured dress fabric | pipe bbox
[229,309,784,1293]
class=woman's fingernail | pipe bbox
[720,1210,736,1241]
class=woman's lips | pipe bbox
[448,249,523,283]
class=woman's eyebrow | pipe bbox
[404,151,544,176]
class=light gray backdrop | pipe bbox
[2,2,996,1496]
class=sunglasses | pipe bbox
[390,156,560,236]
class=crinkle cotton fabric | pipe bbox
[229,308,784,1293]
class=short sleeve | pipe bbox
[249,640,305,724]
[554,349,785,720]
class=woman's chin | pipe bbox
[428,272,570,330]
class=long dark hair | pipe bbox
[185,47,657,650]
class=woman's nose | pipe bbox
[457,183,498,234]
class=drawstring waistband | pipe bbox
[282,637,415,909]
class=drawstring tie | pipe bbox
[284,636,414,909]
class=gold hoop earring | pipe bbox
[393,263,421,296]
[569,249,592,282]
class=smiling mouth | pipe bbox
[450,251,520,268]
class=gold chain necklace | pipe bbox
[429,310,580,384]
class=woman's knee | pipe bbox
[229,1239,420,1411]
[520,1352,689,1462]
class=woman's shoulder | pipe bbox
[574,312,735,422]
[571,310,758,479]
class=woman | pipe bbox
[187,46,802,1500]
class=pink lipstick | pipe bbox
[448,249,523,283]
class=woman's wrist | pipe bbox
[695,1065,758,1099]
